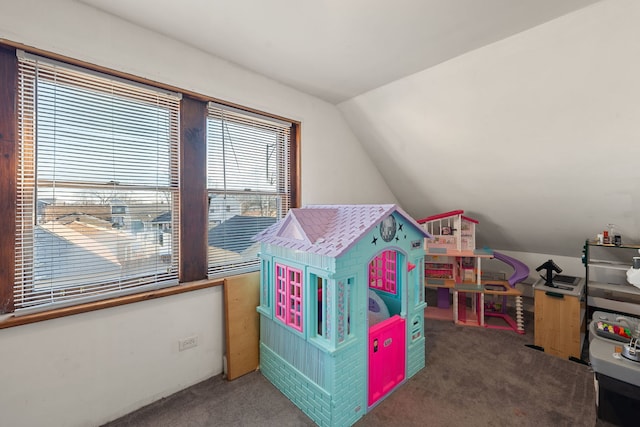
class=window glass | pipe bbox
[15,52,180,314]
[206,104,292,278]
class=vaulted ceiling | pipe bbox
[78,0,636,262]
[80,0,601,104]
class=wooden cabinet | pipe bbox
[534,278,585,360]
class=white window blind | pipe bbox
[206,103,291,278]
[15,51,181,315]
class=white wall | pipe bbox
[339,0,640,258]
[1,288,223,427]
[0,1,397,426]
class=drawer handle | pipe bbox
[545,291,564,299]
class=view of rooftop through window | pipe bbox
[15,52,180,312]
[205,106,291,277]
[11,50,295,314]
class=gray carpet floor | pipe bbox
[105,304,611,427]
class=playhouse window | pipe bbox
[369,250,397,295]
[337,277,354,342]
[313,274,327,337]
[275,263,303,332]
[415,259,425,307]
[313,275,353,342]
[260,258,270,310]
[275,265,287,322]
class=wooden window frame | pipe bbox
[0,40,301,328]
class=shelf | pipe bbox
[587,281,640,300]
[584,238,640,333]
[588,261,630,271]
[425,248,493,257]
[587,296,640,317]
[424,278,455,289]
[587,280,640,291]
[586,242,640,250]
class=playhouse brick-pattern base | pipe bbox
[260,345,334,426]
[260,325,364,427]
[407,313,426,377]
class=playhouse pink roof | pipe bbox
[254,204,430,258]
[417,209,479,224]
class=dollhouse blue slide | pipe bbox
[493,251,529,286]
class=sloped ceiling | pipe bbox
[79,0,637,259]
[80,0,600,104]
[339,1,640,257]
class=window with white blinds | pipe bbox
[15,51,181,314]
[206,103,292,278]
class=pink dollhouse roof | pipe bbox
[417,209,479,224]
[254,204,431,258]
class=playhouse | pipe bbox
[418,210,529,333]
[254,204,431,427]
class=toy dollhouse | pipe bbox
[418,210,528,333]
[254,204,431,427]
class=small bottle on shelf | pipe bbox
[606,223,617,245]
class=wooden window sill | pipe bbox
[0,278,223,330]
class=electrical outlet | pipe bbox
[179,335,198,351]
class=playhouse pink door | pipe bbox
[368,315,406,406]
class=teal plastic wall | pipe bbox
[258,211,426,426]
